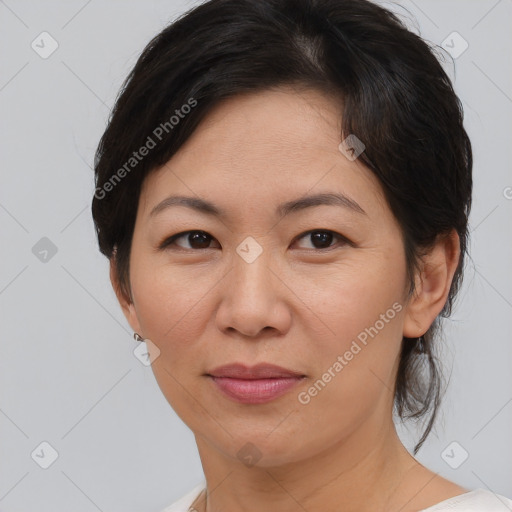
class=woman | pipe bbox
[91,0,512,510]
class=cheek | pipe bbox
[129,259,215,426]
[293,254,406,411]
[290,288,404,458]
[298,251,406,347]
[129,253,213,365]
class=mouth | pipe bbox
[205,363,306,404]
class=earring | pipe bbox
[133,332,144,342]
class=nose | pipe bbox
[215,252,292,339]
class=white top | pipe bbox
[160,482,512,512]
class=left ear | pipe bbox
[403,229,461,338]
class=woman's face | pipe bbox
[121,87,414,466]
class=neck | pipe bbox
[193,417,421,512]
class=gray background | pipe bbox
[1,1,511,511]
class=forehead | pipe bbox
[180,86,344,165]
[139,87,387,220]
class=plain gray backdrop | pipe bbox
[1,0,511,511]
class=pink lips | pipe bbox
[206,363,306,404]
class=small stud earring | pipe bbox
[133,332,144,342]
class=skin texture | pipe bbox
[112,87,465,512]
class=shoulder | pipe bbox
[159,482,206,512]
[420,488,512,511]
[387,466,510,512]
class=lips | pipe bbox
[206,363,306,404]
[207,363,305,379]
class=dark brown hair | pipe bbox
[92,0,472,454]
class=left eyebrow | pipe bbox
[276,192,367,217]
[149,192,367,219]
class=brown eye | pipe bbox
[159,230,219,250]
[293,230,350,250]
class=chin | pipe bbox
[200,427,320,469]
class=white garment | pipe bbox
[160,483,512,512]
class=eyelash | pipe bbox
[158,229,352,252]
